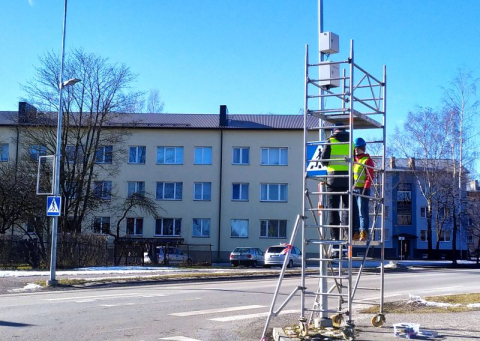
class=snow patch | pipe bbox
[9,283,43,293]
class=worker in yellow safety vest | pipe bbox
[352,137,375,241]
[319,123,350,240]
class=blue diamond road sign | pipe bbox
[46,196,62,217]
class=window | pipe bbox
[126,218,143,235]
[232,183,249,201]
[232,147,249,165]
[439,230,451,242]
[94,181,112,200]
[93,217,110,234]
[193,218,210,237]
[66,145,84,163]
[396,183,412,225]
[261,183,287,202]
[0,143,8,161]
[194,147,212,165]
[156,182,182,200]
[420,230,428,242]
[420,207,427,218]
[231,219,248,237]
[157,146,183,164]
[261,147,288,165]
[95,146,113,164]
[66,182,78,199]
[260,220,287,238]
[127,181,145,197]
[155,218,181,236]
[26,217,42,234]
[194,182,211,200]
[129,146,146,164]
[29,145,47,161]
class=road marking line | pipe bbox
[45,293,166,301]
[210,309,299,322]
[100,297,202,308]
[159,337,202,341]
[170,305,265,317]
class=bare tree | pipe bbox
[146,89,164,113]
[20,49,144,234]
[391,107,453,258]
[443,69,479,263]
[107,192,162,265]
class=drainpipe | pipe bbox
[217,129,223,260]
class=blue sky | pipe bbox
[1,1,479,166]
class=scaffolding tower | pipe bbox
[262,38,387,341]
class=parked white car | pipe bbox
[144,247,193,265]
[264,244,302,268]
[229,247,265,267]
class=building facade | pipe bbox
[0,103,473,261]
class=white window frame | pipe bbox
[157,146,184,165]
[420,206,427,218]
[260,219,287,238]
[126,217,143,236]
[192,218,210,237]
[0,143,9,162]
[231,219,248,238]
[260,183,288,202]
[155,218,182,236]
[439,230,451,242]
[261,147,288,166]
[156,182,183,200]
[194,146,212,165]
[94,181,112,200]
[95,145,113,164]
[232,183,249,201]
[232,147,249,165]
[93,216,110,234]
[127,181,145,197]
[194,182,211,201]
[420,229,428,242]
[129,146,146,164]
[30,145,47,161]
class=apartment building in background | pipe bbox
[0,103,474,261]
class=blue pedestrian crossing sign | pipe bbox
[46,196,62,217]
[306,144,328,177]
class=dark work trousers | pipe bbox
[326,184,349,240]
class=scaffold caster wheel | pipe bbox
[341,326,355,341]
[371,313,386,328]
[331,313,343,328]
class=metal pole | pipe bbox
[47,0,68,287]
[318,0,329,323]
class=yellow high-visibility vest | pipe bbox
[354,155,369,187]
[327,137,349,172]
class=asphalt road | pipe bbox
[1,267,480,341]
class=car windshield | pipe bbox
[233,248,251,253]
[267,246,286,253]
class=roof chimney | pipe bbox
[219,105,228,127]
[389,156,396,169]
[18,102,37,124]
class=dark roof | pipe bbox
[0,111,319,130]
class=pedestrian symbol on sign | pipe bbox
[46,196,62,217]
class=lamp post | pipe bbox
[46,0,81,286]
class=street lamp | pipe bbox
[47,0,81,286]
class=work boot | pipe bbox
[353,232,360,241]
[360,230,368,241]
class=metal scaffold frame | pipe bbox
[261,39,387,341]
